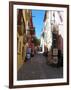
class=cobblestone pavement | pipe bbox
[17,53,63,80]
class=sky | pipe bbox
[32,10,45,39]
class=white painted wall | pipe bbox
[45,11,52,51]
[40,36,44,52]
[0,0,71,90]
[42,10,64,51]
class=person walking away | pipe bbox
[26,45,31,61]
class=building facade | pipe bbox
[17,9,27,70]
[40,11,52,53]
[41,10,63,64]
[17,9,35,70]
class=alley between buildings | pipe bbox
[17,9,63,81]
[17,52,63,80]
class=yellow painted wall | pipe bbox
[22,10,27,24]
[17,10,30,71]
[17,33,23,71]
[17,34,27,71]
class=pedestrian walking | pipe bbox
[26,45,31,61]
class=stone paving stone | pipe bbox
[17,53,63,80]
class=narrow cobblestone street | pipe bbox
[17,53,63,80]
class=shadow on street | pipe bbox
[17,53,63,80]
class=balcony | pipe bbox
[30,27,35,35]
[17,25,22,35]
[17,19,26,36]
